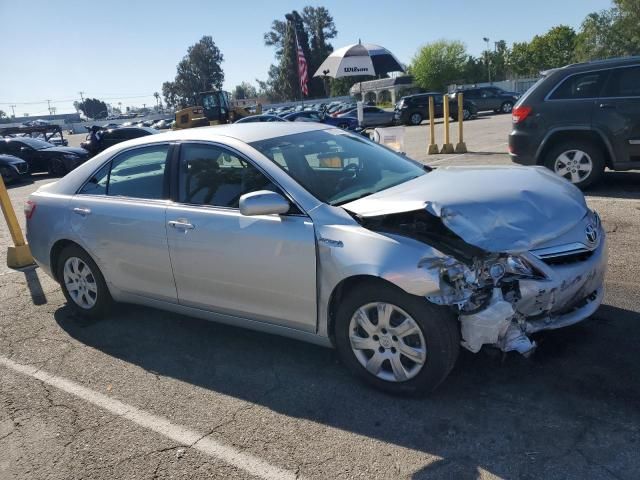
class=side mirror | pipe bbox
[20,146,29,152]
[239,190,290,216]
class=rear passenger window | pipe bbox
[549,72,606,99]
[601,66,640,97]
[108,146,168,198]
[78,145,169,199]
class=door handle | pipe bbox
[599,103,616,109]
[72,207,91,216]
[168,220,195,230]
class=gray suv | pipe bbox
[509,56,640,188]
[453,86,520,114]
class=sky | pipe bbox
[0,0,613,117]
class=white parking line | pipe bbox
[0,355,298,480]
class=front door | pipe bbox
[166,142,317,332]
[70,144,177,302]
[593,65,640,164]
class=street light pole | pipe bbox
[483,37,491,84]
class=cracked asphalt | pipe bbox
[1,114,639,479]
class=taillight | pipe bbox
[24,200,36,219]
[512,105,532,124]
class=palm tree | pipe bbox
[153,92,160,111]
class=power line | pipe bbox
[0,93,158,106]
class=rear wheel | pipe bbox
[500,101,514,113]
[335,281,459,395]
[543,140,605,189]
[56,245,112,319]
[409,112,423,126]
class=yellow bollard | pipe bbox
[455,92,468,153]
[0,176,34,268]
[427,96,439,155]
[440,95,454,154]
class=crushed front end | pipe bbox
[359,208,607,356]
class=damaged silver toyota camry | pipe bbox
[26,123,606,394]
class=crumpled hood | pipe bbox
[343,166,588,253]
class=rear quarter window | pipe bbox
[549,71,606,100]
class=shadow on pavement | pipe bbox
[54,299,640,478]
[585,170,640,200]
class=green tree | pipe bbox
[261,7,338,100]
[0,110,6,119]
[507,26,577,75]
[575,0,640,61]
[302,6,337,96]
[410,40,468,91]
[232,81,258,100]
[77,98,108,119]
[162,36,224,108]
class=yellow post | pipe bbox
[0,176,33,268]
[440,95,454,154]
[427,96,439,155]
[455,92,468,153]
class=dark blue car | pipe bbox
[282,110,358,130]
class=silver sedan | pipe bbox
[26,123,606,394]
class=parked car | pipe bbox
[26,122,606,394]
[0,137,88,175]
[0,154,29,183]
[329,102,357,116]
[235,114,286,123]
[452,86,520,114]
[395,92,479,126]
[151,119,174,129]
[282,110,359,130]
[509,56,640,188]
[80,126,157,156]
[337,106,395,127]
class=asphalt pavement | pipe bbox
[1,115,639,479]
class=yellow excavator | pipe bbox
[173,91,261,129]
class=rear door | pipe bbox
[544,70,607,134]
[70,144,177,302]
[592,65,640,165]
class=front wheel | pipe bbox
[56,245,112,319]
[335,281,460,395]
[48,158,67,176]
[543,140,605,189]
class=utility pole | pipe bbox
[46,99,52,115]
[483,37,491,84]
[78,91,85,106]
[9,105,16,118]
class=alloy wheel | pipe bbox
[63,256,98,309]
[502,102,513,113]
[349,302,427,382]
[554,149,593,184]
[410,113,422,125]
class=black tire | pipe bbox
[408,112,423,126]
[335,281,460,395]
[48,158,67,176]
[500,101,513,113]
[56,244,112,319]
[543,139,605,189]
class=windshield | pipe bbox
[15,137,53,150]
[250,129,426,206]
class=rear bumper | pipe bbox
[508,130,538,165]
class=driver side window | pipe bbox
[178,143,287,209]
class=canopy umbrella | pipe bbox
[313,41,404,100]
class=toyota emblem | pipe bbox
[585,224,598,244]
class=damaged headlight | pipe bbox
[486,255,540,281]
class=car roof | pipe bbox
[110,122,333,146]
[548,55,640,76]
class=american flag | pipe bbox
[295,34,309,96]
